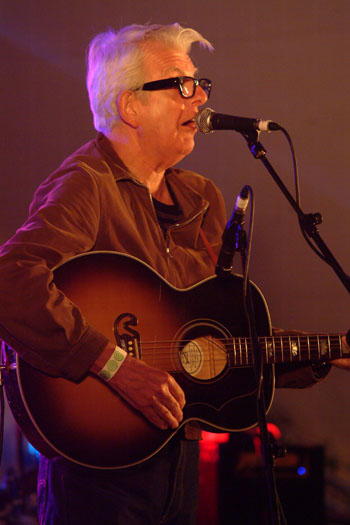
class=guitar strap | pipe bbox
[199,228,218,266]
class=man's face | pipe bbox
[135,42,208,170]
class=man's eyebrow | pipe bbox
[163,66,199,76]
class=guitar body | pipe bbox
[3,251,274,469]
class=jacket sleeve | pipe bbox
[0,167,109,382]
[275,362,331,388]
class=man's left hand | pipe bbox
[331,336,350,370]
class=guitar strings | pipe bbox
[138,334,343,346]
[138,334,343,351]
[118,334,344,372]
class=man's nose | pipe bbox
[191,85,208,106]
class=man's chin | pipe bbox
[174,142,195,165]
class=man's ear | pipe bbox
[117,90,141,128]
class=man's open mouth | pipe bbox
[182,119,195,126]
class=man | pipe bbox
[0,23,348,524]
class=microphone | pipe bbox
[195,107,281,134]
[216,186,250,279]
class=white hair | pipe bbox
[86,23,213,132]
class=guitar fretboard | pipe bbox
[229,334,349,367]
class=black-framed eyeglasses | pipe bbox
[138,76,212,99]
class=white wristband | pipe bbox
[98,346,127,382]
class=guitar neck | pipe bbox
[230,333,349,367]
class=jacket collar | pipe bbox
[96,132,209,218]
[95,133,131,181]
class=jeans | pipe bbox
[37,438,199,524]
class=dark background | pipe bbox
[1,0,349,519]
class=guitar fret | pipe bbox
[264,338,268,364]
[270,337,273,364]
[328,335,331,360]
[239,338,242,366]
[297,336,301,361]
[289,337,292,362]
[268,337,276,363]
[317,336,320,360]
[307,336,311,361]
[270,338,273,364]
[282,337,287,363]
[339,335,342,357]
[279,337,283,364]
[232,338,237,366]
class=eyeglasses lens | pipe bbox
[181,78,211,98]
[181,78,195,97]
[199,79,211,97]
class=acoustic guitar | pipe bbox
[2,252,348,469]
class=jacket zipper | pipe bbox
[130,176,209,258]
[165,202,209,255]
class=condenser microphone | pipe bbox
[216,186,250,278]
[195,107,281,134]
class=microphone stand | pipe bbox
[235,130,349,523]
[237,226,285,525]
[242,130,350,293]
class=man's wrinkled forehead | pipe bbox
[141,41,196,80]
[163,65,199,77]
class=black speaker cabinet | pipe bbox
[218,435,324,525]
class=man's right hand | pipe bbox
[91,343,185,430]
[109,355,186,430]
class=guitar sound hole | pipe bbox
[175,319,230,382]
[180,336,227,380]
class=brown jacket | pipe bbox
[0,133,328,389]
[0,133,226,381]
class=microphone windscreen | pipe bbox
[195,108,214,134]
